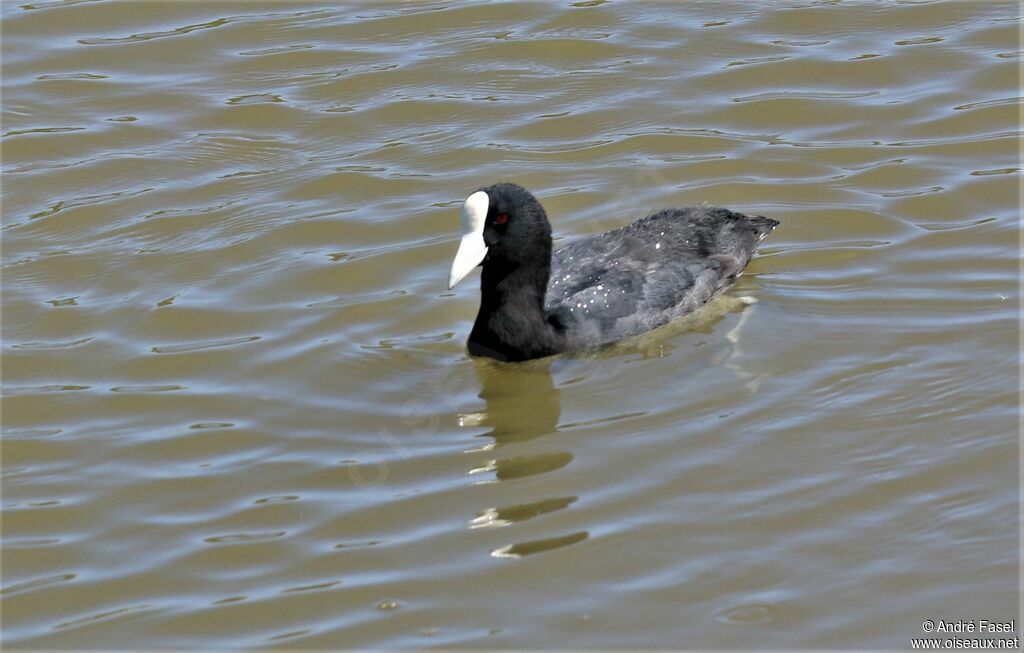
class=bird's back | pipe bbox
[544,206,778,347]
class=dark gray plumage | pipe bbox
[455,183,778,361]
[547,205,778,349]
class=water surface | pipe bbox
[1,1,1019,648]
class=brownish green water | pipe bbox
[2,1,1020,648]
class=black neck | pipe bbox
[468,259,565,361]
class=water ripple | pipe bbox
[1,1,1016,649]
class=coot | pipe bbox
[448,183,778,361]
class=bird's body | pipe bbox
[546,206,777,348]
[449,183,778,362]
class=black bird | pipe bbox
[448,183,778,362]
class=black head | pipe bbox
[448,182,554,289]
[450,183,567,361]
[478,183,552,268]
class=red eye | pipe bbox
[494,213,509,225]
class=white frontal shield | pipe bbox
[448,190,489,289]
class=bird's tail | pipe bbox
[748,216,780,241]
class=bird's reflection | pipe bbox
[461,357,562,449]
[460,358,587,557]
[456,291,766,557]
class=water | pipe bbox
[2,1,1019,648]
